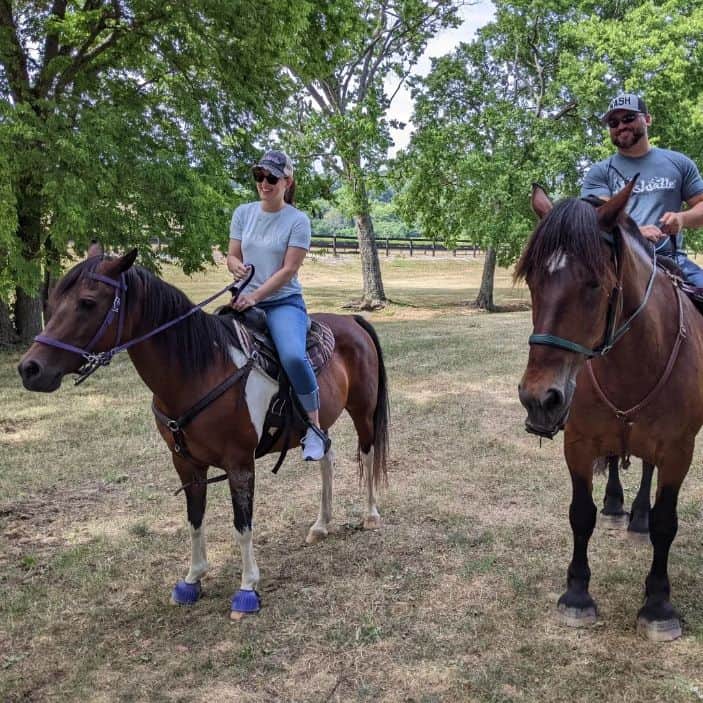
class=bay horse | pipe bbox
[18,251,389,619]
[516,180,703,641]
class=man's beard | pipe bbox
[611,125,646,149]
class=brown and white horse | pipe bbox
[18,251,389,619]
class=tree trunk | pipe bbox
[14,287,43,343]
[0,299,18,347]
[475,246,497,311]
[348,172,386,309]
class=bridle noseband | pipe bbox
[528,228,657,358]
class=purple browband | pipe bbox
[33,265,254,384]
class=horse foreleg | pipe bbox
[628,461,654,537]
[558,449,598,627]
[636,457,687,641]
[228,462,261,620]
[306,448,335,544]
[170,456,209,606]
[601,455,627,524]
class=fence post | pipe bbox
[432,241,436,257]
[453,247,457,257]
[409,239,413,257]
[386,238,390,257]
[332,235,337,257]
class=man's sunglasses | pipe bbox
[253,169,281,185]
[606,112,640,129]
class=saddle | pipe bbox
[216,303,335,472]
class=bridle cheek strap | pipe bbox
[34,272,127,382]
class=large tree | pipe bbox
[393,0,703,309]
[282,0,461,310]
[0,0,310,342]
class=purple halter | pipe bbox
[33,265,254,385]
[35,271,128,384]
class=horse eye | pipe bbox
[78,298,96,310]
[586,281,600,290]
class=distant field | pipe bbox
[1,254,702,703]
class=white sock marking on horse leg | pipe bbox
[233,527,260,591]
[306,449,335,543]
[362,447,382,528]
[185,524,209,583]
[228,346,277,441]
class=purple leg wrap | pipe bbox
[231,589,261,614]
[171,579,202,605]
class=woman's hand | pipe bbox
[227,256,249,280]
[231,293,258,312]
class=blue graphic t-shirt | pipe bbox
[581,147,703,252]
[230,202,311,301]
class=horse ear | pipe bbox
[597,175,638,230]
[103,249,138,277]
[531,183,553,219]
[87,240,103,258]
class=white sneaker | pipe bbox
[302,426,329,461]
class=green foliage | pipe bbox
[0,0,312,304]
[393,0,703,264]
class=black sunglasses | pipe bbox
[606,112,640,129]
[253,169,281,185]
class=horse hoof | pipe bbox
[363,515,383,530]
[170,579,202,606]
[637,616,682,642]
[599,512,629,529]
[305,527,328,545]
[230,589,261,619]
[557,603,597,628]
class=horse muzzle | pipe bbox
[518,379,575,439]
[17,357,64,392]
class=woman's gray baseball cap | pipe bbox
[253,150,294,178]
[601,93,648,123]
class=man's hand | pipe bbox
[659,211,685,236]
[640,224,666,242]
[230,293,258,312]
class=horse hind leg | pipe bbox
[600,455,628,527]
[306,448,335,544]
[628,461,654,540]
[170,457,210,606]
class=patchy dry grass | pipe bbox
[2,254,703,702]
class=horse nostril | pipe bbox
[542,387,565,413]
[19,360,41,381]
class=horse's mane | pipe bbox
[55,257,239,378]
[514,197,654,284]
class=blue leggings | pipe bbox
[258,294,319,412]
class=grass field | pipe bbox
[2,254,703,703]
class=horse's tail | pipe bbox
[353,315,389,489]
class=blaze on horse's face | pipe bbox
[517,183,634,438]
[18,251,137,392]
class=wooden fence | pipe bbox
[310,234,480,257]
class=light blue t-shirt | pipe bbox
[581,147,703,252]
[229,202,311,301]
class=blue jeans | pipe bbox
[674,252,703,288]
[257,294,319,412]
